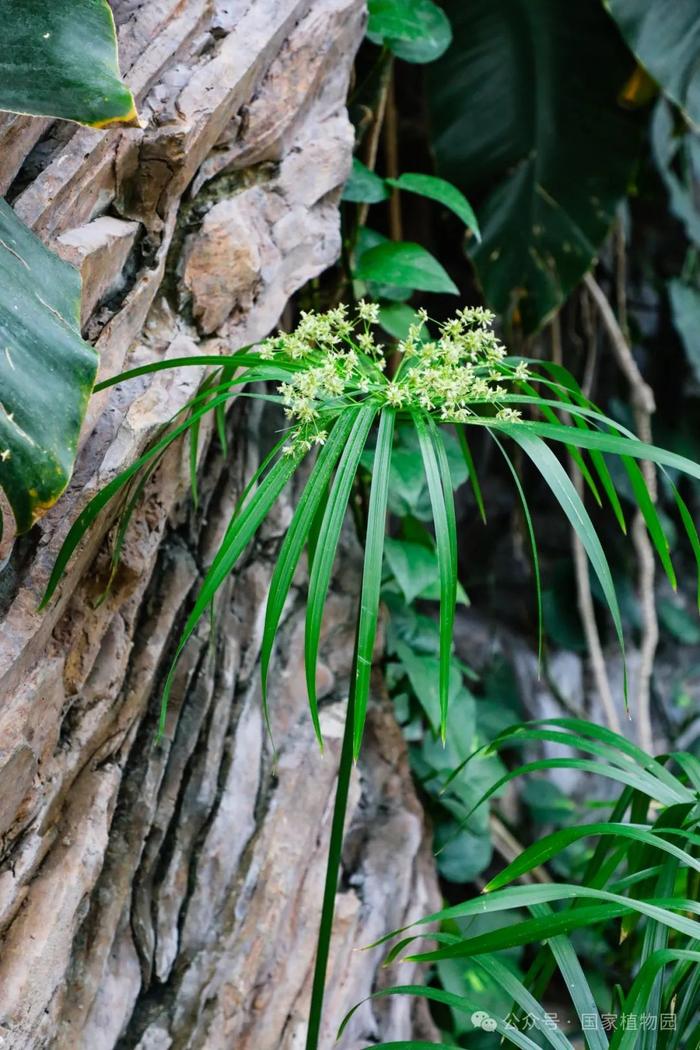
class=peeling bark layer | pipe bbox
[0,3,440,1047]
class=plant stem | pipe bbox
[305,625,359,1050]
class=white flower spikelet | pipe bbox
[259,304,527,454]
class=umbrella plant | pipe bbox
[42,302,700,1049]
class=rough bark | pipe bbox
[0,3,440,1048]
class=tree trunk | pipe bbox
[0,3,440,1048]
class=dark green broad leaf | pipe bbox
[605,0,700,128]
[342,158,389,204]
[669,278,700,383]
[427,0,644,332]
[652,99,700,245]
[354,241,458,294]
[0,0,137,127]
[0,200,98,532]
[367,0,452,64]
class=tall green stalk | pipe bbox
[305,626,359,1050]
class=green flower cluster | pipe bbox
[257,302,529,454]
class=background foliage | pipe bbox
[336,0,700,1045]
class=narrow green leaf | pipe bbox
[414,413,457,742]
[353,408,396,758]
[610,950,700,1050]
[508,430,627,702]
[528,902,609,1050]
[401,883,700,952]
[492,434,543,665]
[440,719,690,804]
[260,411,358,738]
[486,822,700,893]
[491,419,700,486]
[159,447,301,733]
[342,985,543,1050]
[93,352,300,392]
[622,455,676,589]
[475,956,574,1050]
[670,481,700,609]
[305,404,378,747]
[456,425,486,523]
[42,386,244,606]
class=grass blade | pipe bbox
[485,822,700,893]
[159,446,301,733]
[622,455,676,588]
[305,404,378,747]
[343,984,545,1050]
[41,386,244,607]
[260,411,358,739]
[508,430,627,703]
[457,425,486,522]
[491,433,543,665]
[414,412,457,743]
[670,481,700,609]
[353,407,396,758]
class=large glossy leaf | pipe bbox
[0,0,137,127]
[605,0,700,129]
[427,0,643,332]
[0,200,98,532]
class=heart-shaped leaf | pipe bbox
[0,200,98,532]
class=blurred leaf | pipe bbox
[658,598,700,645]
[428,0,643,332]
[669,278,700,382]
[385,537,468,606]
[387,173,481,238]
[434,821,493,883]
[378,302,431,342]
[369,424,467,520]
[651,99,700,245]
[605,0,700,128]
[384,537,438,604]
[367,0,452,64]
[522,779,577,825]
[354,241,459,294]
[0,0,137,127]
[396,641,463,732]
[342,158,389,203]
[0,199,98,532]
